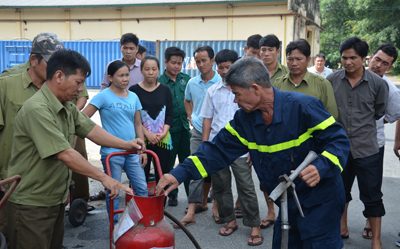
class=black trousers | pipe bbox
[144,144,171,184]
[341,147,385,218]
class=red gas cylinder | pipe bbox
[115,192,174,249]
[125,181,156,206]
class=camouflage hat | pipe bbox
[31,32,65,61]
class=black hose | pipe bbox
[164,210,202,249]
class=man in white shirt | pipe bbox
[363,44,400,245]
[100,33,144,90]
[308,54,333,78]
[200,49,262,246]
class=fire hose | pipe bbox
[164,210,202,249]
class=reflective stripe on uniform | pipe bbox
[321,150,343,172]
[188,155,208,178]
[225,116,336,153]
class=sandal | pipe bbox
[89,190,106,201]
[219,225,238,236]
[260,219,275,229]
[212,215,224,224]
[248,234,263,246]
[363,227,373,239]
[184,204,208,214]
[87,204,96,212]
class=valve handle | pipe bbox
[268,151,318,202]
[288,185,304,217]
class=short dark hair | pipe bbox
[339,36,369,58]
[247,34,262,49]
[215,49,238,65]
[165,46,186,62]
[259,34,280,50]
[193,46,214,59]
[225,56,271,89]
[120,33,139,47]
[286,39,311,58]
[140,55,160,71]
[374,43,398,65]
[46,49,91,80]
[315,53,326,60]
[137,45,147,56]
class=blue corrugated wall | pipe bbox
[0,40,264,88]
[0,40,156,89]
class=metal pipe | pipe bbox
[298,15,301,39]
[280,190,289,249]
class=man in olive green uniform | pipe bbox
[274,39,338,120]
[0,33,67,182]
[0,32,66,243]
[259,34,289,84]
[5,49,140,249]
[0,33,92,207]
[159,47,191,206]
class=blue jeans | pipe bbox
[101,154,148,224]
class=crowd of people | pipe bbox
[0,30,399,249]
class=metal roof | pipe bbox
[0,0,286,9]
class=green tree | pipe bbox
[320,0,400,70]
[347,0,400,50]
[319,0,353,54]
[319,0,354,68]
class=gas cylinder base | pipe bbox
[114,218,174,249]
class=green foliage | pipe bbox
[320,0,354,60]
[320,0,400,72]
[391,57,400,75]
[325,51,341,69]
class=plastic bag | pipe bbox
[113,197,143,243]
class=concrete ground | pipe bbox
[63,75,400,248]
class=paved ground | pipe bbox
[63,78,400,248]
[386,74,400,86]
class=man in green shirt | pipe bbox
[5,49,140,249]
[159,46,191,206]
[259,34,289,84]
[0,33,66,245]
[0,33,92,209]
[274,39,338,120]
[0,33,65,183]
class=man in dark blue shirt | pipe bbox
[156,56,350,248]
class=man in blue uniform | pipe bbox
[156,57,350,248]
